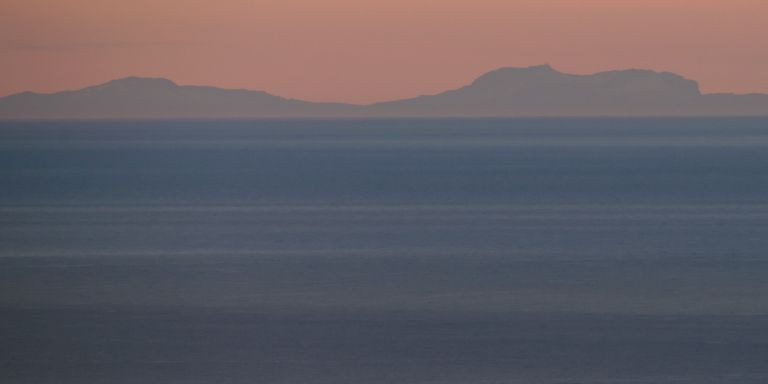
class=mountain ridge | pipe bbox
[1,66,766,118]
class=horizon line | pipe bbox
[4,64,767,106]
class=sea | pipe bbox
[1,117,768,383]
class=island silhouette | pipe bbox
[1,65,766,118]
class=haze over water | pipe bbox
[2,118,768,383]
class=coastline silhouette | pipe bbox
[2,65,767,118]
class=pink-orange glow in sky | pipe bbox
[1,0,767,103]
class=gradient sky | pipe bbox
[1,0,767,103]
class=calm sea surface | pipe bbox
[2,118,768,383]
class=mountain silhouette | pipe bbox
[1,66,766,118]
[0,77,354,118]
[370,65,703,116]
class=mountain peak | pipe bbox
[483,64,560,76]
[98,77,178,89]
[464,65,701,98]
[523,64,556,72]
[469,65,563,87]
[500,64,557,72]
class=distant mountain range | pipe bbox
[1,65,766,118]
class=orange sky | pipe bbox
[1,0,767,103]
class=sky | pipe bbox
[1,0,767,103]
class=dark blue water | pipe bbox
[2,118,768,383]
